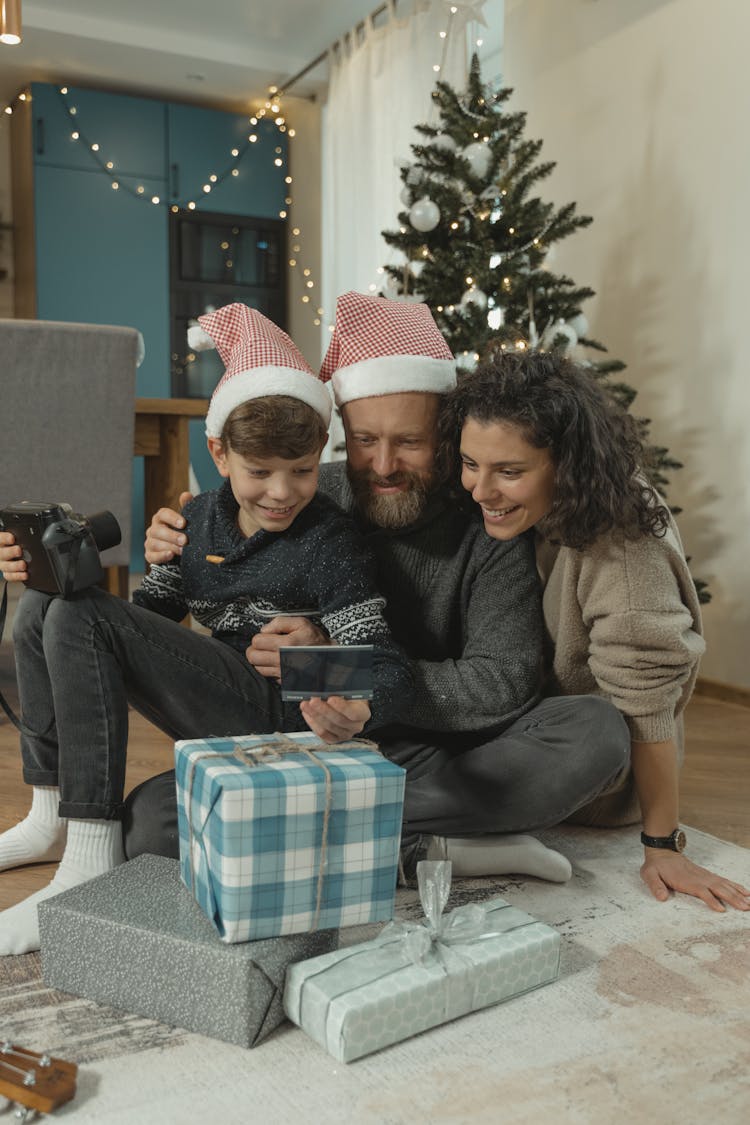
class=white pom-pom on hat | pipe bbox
[187,323,216,352]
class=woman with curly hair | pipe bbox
[439,349,749,912]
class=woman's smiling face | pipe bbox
[459,417,557,540]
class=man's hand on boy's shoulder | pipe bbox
[0,531,28,581]
[246,616,331,680]
[144,492,193,564]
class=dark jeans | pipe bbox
[123,693,631,859]
[12,587,284,819]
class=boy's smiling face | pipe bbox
[208,439,320,538]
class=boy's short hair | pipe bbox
[221,395,328,460]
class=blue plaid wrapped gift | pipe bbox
[175,731,406,943]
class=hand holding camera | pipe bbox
[0,501,121,596]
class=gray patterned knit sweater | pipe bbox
[133,480,413,731]
[318,463,542,739]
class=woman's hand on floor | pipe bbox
[640,851,750,912]
[300,696,370,743]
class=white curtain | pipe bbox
[321,1,469,318]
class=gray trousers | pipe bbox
[12,587,285,819]
[123,691,631,860]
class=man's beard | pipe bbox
[347,466,434,529]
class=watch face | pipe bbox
[674,830,687,852]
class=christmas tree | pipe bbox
[382,55,709,602]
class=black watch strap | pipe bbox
[640,828,686,852]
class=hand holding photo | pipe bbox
[279,645,374,701]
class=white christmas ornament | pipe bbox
[542,319,577,350]
[462,141,493,179]
[568,312,589,338]
[409,198,441,232]
[461,288,488,311]
[400,186,412,206]
[406,166,422,186]
[408,260,425,278]
[489,253,503,269]
[457,350,479,372]
[432,133,457,153]
[487,307,505,330]
[443,0,488,33]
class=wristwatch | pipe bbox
[640,828,687,852]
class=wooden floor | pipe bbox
[1,690,748,911]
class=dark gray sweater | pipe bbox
[318,463,542,739]
[133,481,413,731]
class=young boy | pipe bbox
[0,303,412,956]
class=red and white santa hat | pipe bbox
[188,303,332,437]
[319,291,456,405]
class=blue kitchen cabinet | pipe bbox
[21,81,287,567]
[31,82,166,179]
[167,104,287,218]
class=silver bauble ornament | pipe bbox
[462,141,493,179]
[487,306,505,330]
[400,186,412,206]
[409,198,440,232]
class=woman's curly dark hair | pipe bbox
[437,350,669,549]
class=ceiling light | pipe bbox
[0,0,22,45]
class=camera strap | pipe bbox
[0,582,22,730]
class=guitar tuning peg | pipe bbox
[37,1055,51,1068]
[14,1106,38,1121]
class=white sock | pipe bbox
[426,833,573,883]
[0,786,67,872]
[0,818,125,956]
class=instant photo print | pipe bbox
[279,645,374,701]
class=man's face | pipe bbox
[342,392,441,528]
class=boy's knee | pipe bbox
[11,588,56,644]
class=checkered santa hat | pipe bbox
[319,291,456,405]
[188,303,332,437]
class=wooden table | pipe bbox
[134,397,208,520]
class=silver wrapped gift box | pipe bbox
[38,854,338,1048]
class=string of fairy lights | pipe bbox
[0,3,490,336]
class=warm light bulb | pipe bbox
[91,143,99,151]
[231,148,239,156]
[209,174,217,182]
[232,169,239,177]
[151,195,160,204]
[274,158,283,166]
[71,131,79,140]
[188,201,196,210]
[137,186,145,194]
[203,185,211,193]
[288,129,296,137]
[292,228,300,236]
[112,182,119,190]
[249,134,258,143]
[279,210,287,218]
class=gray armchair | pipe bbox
[0,318,139,596]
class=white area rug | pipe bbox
[1,825,749,1124]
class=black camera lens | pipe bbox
[86,510,121,552]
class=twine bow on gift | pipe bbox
[380,860,499,966]
[185,733,380,933]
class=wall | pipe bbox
[504,0,750,689]
[0,115,13,317]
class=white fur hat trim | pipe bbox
[205,365,333,437]
[331,353,457,406]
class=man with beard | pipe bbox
[129,293,630,881]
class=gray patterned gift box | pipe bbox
[284,860,561,1062]
[175,732,405,943]
[38,854,338,1048]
